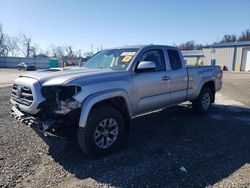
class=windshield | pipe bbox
[82,49,139,71]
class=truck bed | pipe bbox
[186,65,222,100]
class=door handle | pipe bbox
[161,76,170,81]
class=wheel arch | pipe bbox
[199,80,215,103]
[79,89,131,133]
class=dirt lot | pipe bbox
[0,70,250,188]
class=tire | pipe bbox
[192,87,213,115]
[77,106,126,157]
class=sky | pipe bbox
[0,0,250,53]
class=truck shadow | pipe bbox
[36,104,250,187]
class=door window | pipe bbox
[137,49,166,71]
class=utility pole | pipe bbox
[90,44,93,55]
[26,37,32,58]
[27,40,30,57]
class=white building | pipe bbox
[182,41,250,71]
[181,50,204,66]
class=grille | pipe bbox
[11,84,34,106]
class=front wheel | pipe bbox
[192,87,213,114]
[77,106,126,157]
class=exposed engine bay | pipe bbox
[11,85,82,137]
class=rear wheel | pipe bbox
[193,87,213,114]
[77,106,126,157]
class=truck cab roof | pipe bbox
[106,44,178,51]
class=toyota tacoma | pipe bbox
[10,45,222,157]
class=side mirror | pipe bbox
[136,61,156,73]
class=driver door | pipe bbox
[132,49,171,114]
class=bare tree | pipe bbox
[65,45,73,57]
[238,29,250,41]
[12,33,32,57]
[29,43,40,57]
[220,34,237,43]
[56,46,65,58]
[0,24,9,56]
[47,44,65,57]
[84,51,93,57]
[75,49,83,57]
[0,25,25,57]
[178,41,203,51]
[6,35,20,56]
[49,44,57,57]
[40,48,51,57]
[179,41,196,51]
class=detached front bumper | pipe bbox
[11,106,53,136]
[11,106,69,142]
[11,104,80,139]
[11,106,39,127]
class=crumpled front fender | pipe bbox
[78,89,131,128]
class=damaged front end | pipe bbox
[40,85,82,115]
[12,85,83,137]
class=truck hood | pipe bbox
[20,67,121,86]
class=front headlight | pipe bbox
[41,85,81,101]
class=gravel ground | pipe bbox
[0,73,250,188]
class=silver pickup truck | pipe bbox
[10,45,222,157]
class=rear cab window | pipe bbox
[167,49,182,70]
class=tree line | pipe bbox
[178,29,250,51]
[0,24,94,58]
[1,24,250,56]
